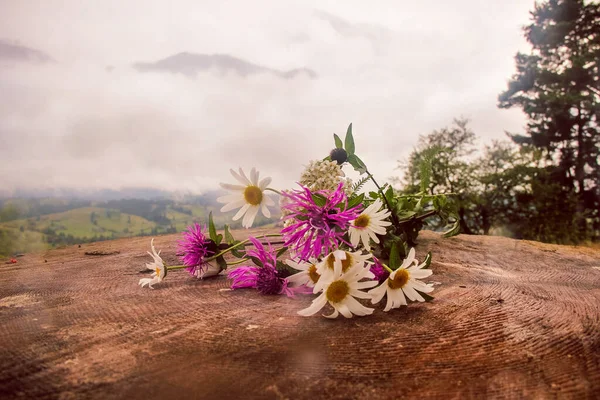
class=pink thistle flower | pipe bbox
[370,256,390,283]
[177,223,218,278]
[281,182,362,261]
[227,237,297,296]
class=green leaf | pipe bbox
[208,212,218,243]
[216,234,223,245]
[389,241,400,270]
[384,186,394,204]
[347,193,365,209]
[231,246,246,258]
[442,220,460,238]
[311,193,327,207]
[344,123,355,155]
[216,255,227,272]
[354,155,367,174]
[224,224,235,244]
[397,210,417,220]
[323,155,332,161]
[333,133,343,149]
[423,251,432,269]
[249,256,264,268]
[276,246,288,258]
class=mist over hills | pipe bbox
[133,52,317,79]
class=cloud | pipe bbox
[133,52,317,79]
[0,39,53,64]
[0,0,532,197]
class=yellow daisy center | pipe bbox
[326,280,349,303]
[243,185,263,205]
[388,269,410,290]
[307,264,320,283]
[155,267,161,277]
[326,252,353,272]
[353,214,370,228]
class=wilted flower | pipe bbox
[138,238,167,289]
[281,183,362,260]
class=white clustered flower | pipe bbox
[138,238,166,289]
[299,160,353,196]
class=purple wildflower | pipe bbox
[227,237,292,296]
[178,223,217,277]
[370,256,390,283]
[281,182,362,261]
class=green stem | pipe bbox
[166,264,187,271]
[206,233,282,262]
[227,258,248,266]
[265,187,282,195]
[366,169,401,228]
[382,263,394,273]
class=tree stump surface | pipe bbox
[1,229,599,399]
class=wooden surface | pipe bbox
[1,228,599,399]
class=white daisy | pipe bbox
[298,263,378,318]
[368,248,434,311]
[286,258,320,288]
[349,199,392,251]
[313,249,373,293]
[218,167,275,229]
[138,238,167,289]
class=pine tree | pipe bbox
[499,0,600,241]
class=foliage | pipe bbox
[498,0,600,242]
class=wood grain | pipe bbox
[1,228,599,399]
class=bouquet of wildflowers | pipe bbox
[139,124,458,318]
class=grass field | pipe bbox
[0,202,280,257]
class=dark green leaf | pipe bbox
[249,256,264,268]
[311,193,327,207]
[423,251,432,268]
[216,255,227,272]
[276,246,288,258]
[389,241,400,270]
[224,224,235,244]
[231,246,246,258]
[333,133,343,149]
[442,220,460,238]
[385,186,394,204]
[344,123,355,154]
[208,212,218,242]
[347,193,365,209]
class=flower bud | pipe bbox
[329,148,348,164]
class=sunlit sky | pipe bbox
[0,0,533,196]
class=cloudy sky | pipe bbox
[0,0,533,197]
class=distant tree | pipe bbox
[401,118,478,234]
[498,0,600,241]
